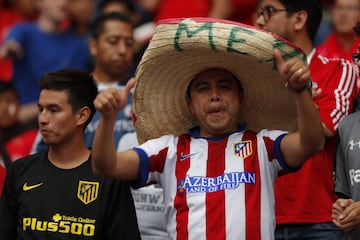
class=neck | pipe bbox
[47,134,90,169]
[335,32,357,52]
[92,68,124,84]
[37,15,61,33]
[292,38,314,56]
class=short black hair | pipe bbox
[39,69,98,127]
[90,12,132,40]
[98,0,136,13]
[277,0,323,41]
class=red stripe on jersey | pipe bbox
[206,139,227,239]
[243,130,261,240]
[149,147,168,173]
[263,136,275,161]
[174,134,191,240]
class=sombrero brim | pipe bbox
[133,18,307,144]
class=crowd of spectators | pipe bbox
[2,0,360,239]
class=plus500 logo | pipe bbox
[349,169,360,186]
[23,218,95,236]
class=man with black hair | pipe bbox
[0,69,140,239]
[255,0,357,239]
[32,12,135,152]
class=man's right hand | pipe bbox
[94,77,135,119]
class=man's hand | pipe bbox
[274,48,311,92]
[332,198,360,231]
[94,77,135,119]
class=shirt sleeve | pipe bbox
[313,58,357,133]
[334,127,351,198]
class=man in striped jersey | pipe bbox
[91,18,325,239]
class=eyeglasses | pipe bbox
[256,6,293,22]
[352,52,360,64]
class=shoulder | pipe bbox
[10,152,44,171]
[339,111,360,129]
[312,52,352,67]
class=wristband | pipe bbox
[285,81,312,93]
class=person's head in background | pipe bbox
[255,0,322,48]
[332,0,360,38]
[89,12,134,84]
[38,69,98,146]
[66,0,96,36]
[0,81,19,129]
[1,0,38,18]
[35,0,69,26]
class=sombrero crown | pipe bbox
[133,17,307,144]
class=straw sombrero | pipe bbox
[133,17,307,144]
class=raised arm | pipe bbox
[91,78,140,180]
[274,48,325,168]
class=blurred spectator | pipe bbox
[32,12,135,152]
[0,0,91,125]
[98,0,137,19]
[313,0,334,46]
[65,0,96,37]
[317,0,360,93]
[0,81,37,164]
[0,81,37,194]
[317,0,360,61]
[0,0,38,81]
[98,0,148,83]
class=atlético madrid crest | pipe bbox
[234,141,252,159]
[77,180,99,204]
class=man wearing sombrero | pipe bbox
[91,18,325,239]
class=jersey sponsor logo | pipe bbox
[132,190,165,213]
[349,169,360,185]
[177,172,255,194]
[179,152,197,161]
[77,181,99,204]
[22,213,96,236]
[349,140,360,150]
[234,141,252,158]
[22,182,43,191]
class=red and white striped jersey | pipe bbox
[135,127,287,240]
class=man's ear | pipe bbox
[293,10,308,31]
[76,106,91,126]
[88,39,97,56]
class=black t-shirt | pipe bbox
[0,151,140,240]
